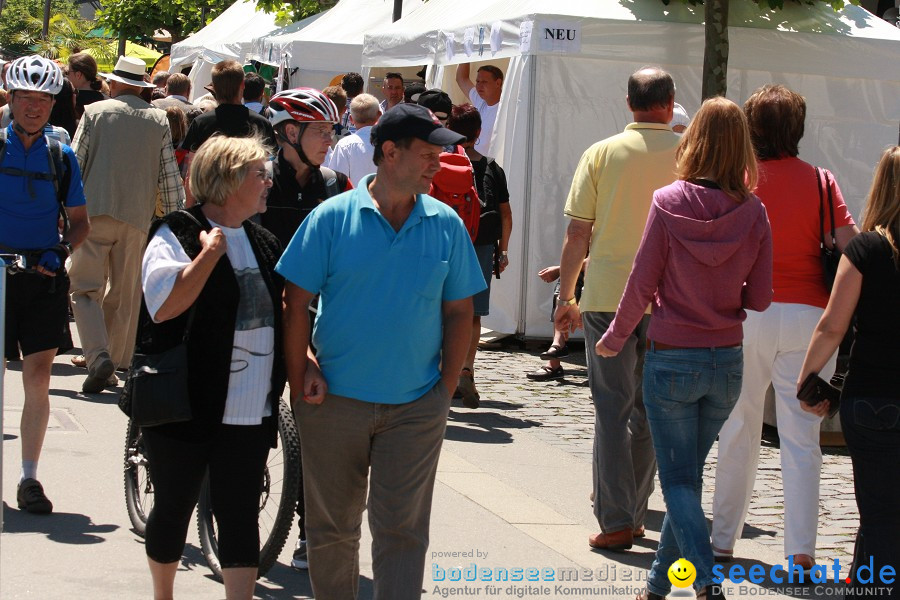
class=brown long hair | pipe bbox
[68,52,102,91]
[676,96,758,202]
[861,146,900,265]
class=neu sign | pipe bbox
[544,28,577,41]
[537,21,581,53]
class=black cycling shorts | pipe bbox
[4,270,69,360]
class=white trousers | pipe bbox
[711,303,835,558]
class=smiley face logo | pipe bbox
[668,558,696,588]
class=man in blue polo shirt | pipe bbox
[1,56,90,514]
[278,103,485,600]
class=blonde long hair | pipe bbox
[676,96,758,202]
[860,146,900,264]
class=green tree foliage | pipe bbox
[0,0,81,57]
[254,0,337,25]
[96,0,228,44]
[14,13,115,61]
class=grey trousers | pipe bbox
[295,383,452,600]
[582,311,657,533]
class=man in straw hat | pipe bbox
[70,55,185,393]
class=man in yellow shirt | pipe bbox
[554,67,680,551]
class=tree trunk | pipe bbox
[701,0,729,99]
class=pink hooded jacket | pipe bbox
[600,179,773,352]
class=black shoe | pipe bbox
[82,353,115,393]
[540,344,569,360]
[526,366,564,381]
[17,478,53,514]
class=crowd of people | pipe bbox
[1,49,898,600]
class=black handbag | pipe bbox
[816,167,841,291]
[119,304,197,427]
[797,371,841,418]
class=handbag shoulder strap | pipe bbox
[815,167,826,248]
[824,170,837,243]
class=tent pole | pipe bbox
[517,55,538,336]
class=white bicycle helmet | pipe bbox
[6,55,65,96]
[268,88,341,127]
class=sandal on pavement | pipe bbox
[70,354,86,368]
[457,368,480,409]
[526,365,564,381]
[540,344,570,360]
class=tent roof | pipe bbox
[170,0,280,69]
[251,0,425,73]
[363,0,900,76]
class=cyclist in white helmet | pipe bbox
[261,88,351,249]
[1,55,90,514]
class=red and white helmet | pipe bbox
[6,55,64,95]
[268,88,340,127]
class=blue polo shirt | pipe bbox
[276,174,486,404]
[0,124,86,250]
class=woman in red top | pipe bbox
[711,85,858,568]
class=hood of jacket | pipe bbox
[654,180,764,267]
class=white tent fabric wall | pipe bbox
[248,0,426,90]
[363,0,900,339]
[169,0,282,100]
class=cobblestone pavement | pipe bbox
[465,338,858,560]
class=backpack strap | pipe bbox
[46,137,72,233]
[319,166,341,199]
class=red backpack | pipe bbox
[429,146,481,242]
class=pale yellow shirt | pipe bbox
[564,122,679,312]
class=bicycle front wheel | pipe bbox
[123,418,153,537]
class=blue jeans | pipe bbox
[643,345,743,596]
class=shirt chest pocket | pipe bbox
[414,258,449,300]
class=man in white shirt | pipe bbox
[455,63,503,156]
[325,93,379,186]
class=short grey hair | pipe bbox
[349,93,380,126]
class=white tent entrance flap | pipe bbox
[363,0,900,339]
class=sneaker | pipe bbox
[82,352,115,393]
[291,539,309,570]
[17,478,53,514]
[457,368,480,409]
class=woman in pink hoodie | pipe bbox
[596,97,773,600]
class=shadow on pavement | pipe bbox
[50,387,122,405]
[445,410,542,445]
[2,501,119,544]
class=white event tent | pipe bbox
[169,0,285,100]
[363,0,900,338]
[248,0,426,91]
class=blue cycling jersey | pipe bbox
[0,124,86,251]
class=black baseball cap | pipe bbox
[371,103,464,148]
[416,89,452,120]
